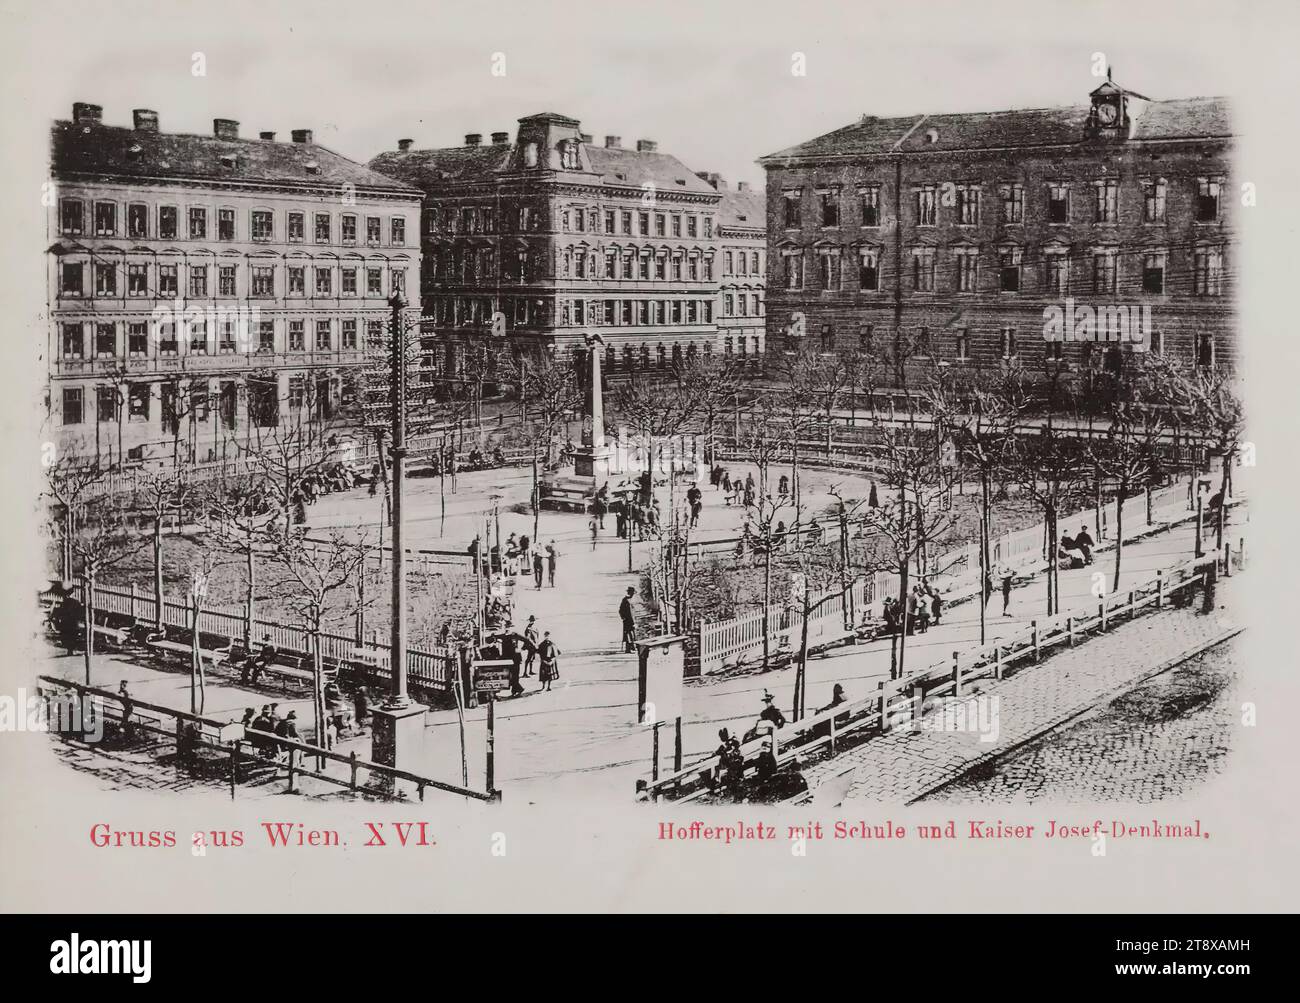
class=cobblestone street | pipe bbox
[925,636,1240,803]
[801,577,1242,804]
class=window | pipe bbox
[62,388,84,425]
[604,210,615,234]
[159,206,178,239]
[1092,249,1118,294]
[188,207,207,239]
[1142,252,1166,294]
[638,212,649,236]
[61,262,83,297]
[915,327,932,357]
[97,386,116,423]
[955,328,970,360]
[95,262,116,296]
[1194,248,1224,296]
[724,251,734,275]
[368,319,384,345]
[315,267,332,295]
[342,319,357,350]
[560,140,580,170]
[671,254,682,281]
[1046,340,1063,362]
[158,264,178,297]
[955,184,980,225]
[751,251,760,274]
[219,322,236,354]
[61,323,83,358]
[251,211,273,241]
[1196,178,1222,223]
[955,249,978,292]
[218,208,235,241]
[916,186,938,226]
[258,320,274,352]
[391,218,405,246]
[858,322,873,351]
[128,204,148,238]
[189,265,207,297]
[724,292,734,316]
[95,201,116,237]
[1047,184,1069,224]
[817,250,839,290]
[782,190,802,228]
[1095,180,1119,223]
[1196,332,1215,368]
[189,319,207,354]
[911,248,936,291]
[288,213,305,242]
[620,210,632,234]
[288,266,305,295]
[289,375,306,411]
[126,263,148,297]
[1143,179,1167,223]
[340,215,356,245]
[289,320,305,351]
[704,256,714,281]
[366,217,382,246]
[252,266,275,297]
[1000,328,1017,360]
[94,323,115,358]
[687,256,699,281]
[687,216,698,238]
[1000,183,1024,224]
[312,213,329,243]
[60,199,83,235]
[654,254,666,281]
[820,324,835,352]
[127,383,150,421]
[638,252,650,281]
[128,322,148,357]
[672,215,682,237]
[341,268,357,295]
[219,265,237,296]
[1045,250,1069,295]
[782,251,804,289]
[655,213,666,237]
[819,188,840,227]
[998,249,1021,292]
[859,185,880,226]
[157,323,178,356]
[392,268,406,297]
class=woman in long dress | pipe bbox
[537,632,561,692]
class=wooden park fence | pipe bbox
[36,675,498,802]
[639,538,1245,803]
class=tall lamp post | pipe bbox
[371,292,426,776]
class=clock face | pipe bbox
[1097,102,1119,125]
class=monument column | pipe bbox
[574,334,610,481]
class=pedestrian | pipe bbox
[538,631,561,692]
[523,616,539,676]
[354,687,370,731]
[533,548,544,589]
[759,691,786,730]
[687,482,703,528]
[619,586,637,653]
[915,587,931,632]
[547,541,559,586]
[1001,566,1014,616]
[240,707,255,730]
[930,586,943,627]
[275,710,299,745]
[502,628,525,696]
[590,516,599,550]
[722,470,732,502]
[117,680,134,740]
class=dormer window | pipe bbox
[126,144,143,162]
[304,160,319,175]
[559,140,579,170]
[219,153,237,169]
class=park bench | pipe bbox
[539,477,593,513]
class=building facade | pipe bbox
[369,113,735,377]
[48,102,422,464]
[705,175,767,364]
[757,79,1234,387]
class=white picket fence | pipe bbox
[695,481,1193,674]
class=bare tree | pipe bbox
[133,466,195,627]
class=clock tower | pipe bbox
[1086,70,1150,140]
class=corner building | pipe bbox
[368,113,729,376]
[48,103,422,463]
[757,79,1234,386]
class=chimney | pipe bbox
[636,139,657,153]
[397,138,414,152]
[737,181,750,192]
[72,102,103,126]
[604,135,621,148]
[465,133,482,147]
[259,131,276,141]
[132,109,159,132]
[291,129,313,144]
[213,119,240,140]
[491,132,509,146]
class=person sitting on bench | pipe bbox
[1057,533,1086,569]
[1074,526,1095,565]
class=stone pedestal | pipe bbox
[370,701,427,779]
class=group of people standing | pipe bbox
[881,581,945,635]
[501,532,560,589]
[493,614,562,696]
[711,466,756,509]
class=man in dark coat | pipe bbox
[619,587,637,653]
[759,691,787,729]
